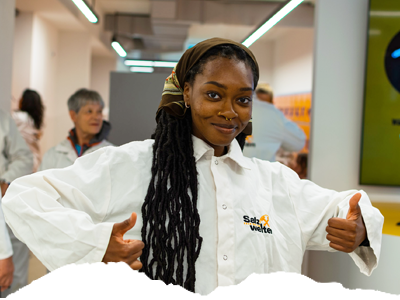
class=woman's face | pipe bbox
[69,102,103,137]
[184,57,254,156]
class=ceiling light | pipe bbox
[111,39,127,57]
[242,0,304,47]
[125,60,154,66]
[370,11,400,17]
[71,0,99,23]
[124,60,178,68]
[153,61,177,68]
[369,29,381,36]
[130,67,154,73]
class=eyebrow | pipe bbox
[204,81,253,92]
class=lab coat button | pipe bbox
[223,255,228,260]
[222,204,227,210]
[215,160,218,165]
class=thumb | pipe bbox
[346,193,362,220]
[112,212,137,238]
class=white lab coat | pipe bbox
[0,193,12,260]
[244,99,306,161]
[0,109,32,297]
[38,138,113,171]
[0,110,33,182]
[38,139,112,298]
[2,136,383,295]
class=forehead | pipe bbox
[196,57,254,88]
[79,101,103,111]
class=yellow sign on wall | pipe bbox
[274,93,312,153]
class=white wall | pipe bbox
[248,28,314,96]
[90,56,117,120]
[50,31,92,150]
[247,40,274,86]
[12,13,60,154]
[11,11,33,109]
[272,28,314,96]
[0,0,15,112]
[30,15,59,154]
[306,0,400,294]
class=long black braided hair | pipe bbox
[140,44,259,292]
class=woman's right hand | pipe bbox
[102,212,145,270]
[0,256,14,292]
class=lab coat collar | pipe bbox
[54,139,111,163]
[192,135,252,170]
[54,139,73,154]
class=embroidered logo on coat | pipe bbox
[243,215,273,234]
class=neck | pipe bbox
[75,127,95,146]
[214,146,227,157]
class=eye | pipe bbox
[207,92,220,100]
[238,97,252,104]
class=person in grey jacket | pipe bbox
[38,88,113,171]
[0,109,33,296]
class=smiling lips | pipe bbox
[212,123,237,134]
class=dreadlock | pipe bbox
[140,44,258,292]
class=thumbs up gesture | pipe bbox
[102,212,145,270]
[326,193,367,253]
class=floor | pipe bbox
[28,253,47,298]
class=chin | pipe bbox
[88,130,101,135]
[207,134,235,147]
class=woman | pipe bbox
[2,38,383,295]
[12,89,45,172]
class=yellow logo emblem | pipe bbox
[260,215,270,227]
[243,214,273,234]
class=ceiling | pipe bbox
[15,0,315,59]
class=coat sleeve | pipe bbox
[2,114,33,182]
[279,112,306,152]
[281,165,383,276]
[2,147,115,271]
[37,147,55,172]
[0,195,12,260]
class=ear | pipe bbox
[69,110,77,123]
[183,82,192,106]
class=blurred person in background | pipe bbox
[0,109,33,297]
[39,89,112,298]
[12,89,45,172]
[288,152,308,179]
[243,83,306,161]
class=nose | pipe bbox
[219,100,238,120]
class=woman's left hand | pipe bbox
[1,182,8,197]
[325,193,367,253]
